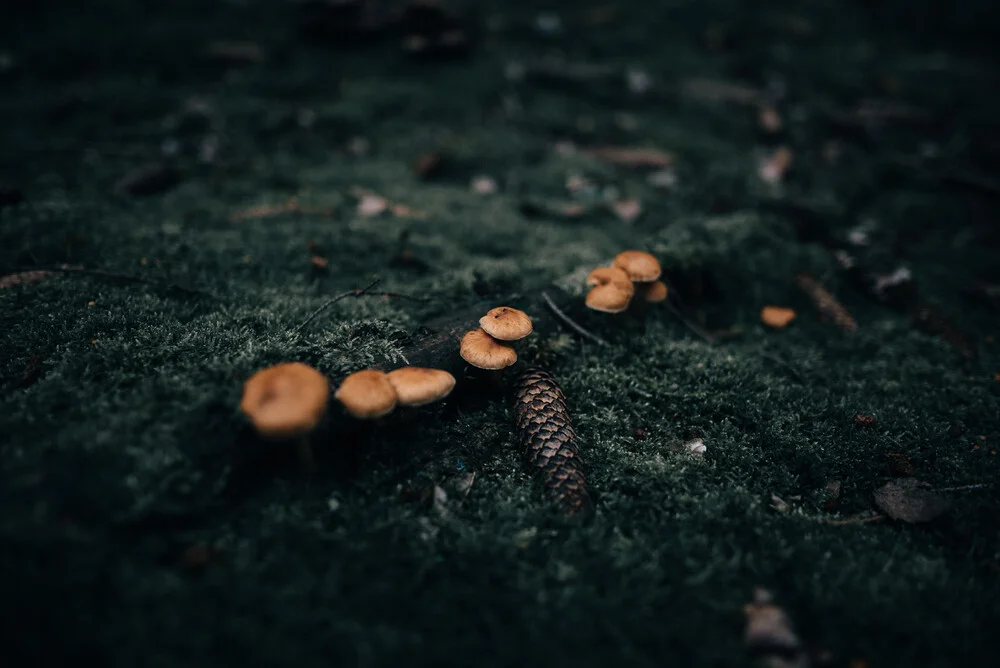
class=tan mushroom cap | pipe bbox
[387,367,456,407]
[585,283,632,313]
[479,306,533,341]
[586,266,635,295]
[612,250,662,282]
[240,362,329,439]
[334,369,397,418]
[641,280,669,303]
[460,328,517,370]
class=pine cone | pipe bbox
[513,368,591,514]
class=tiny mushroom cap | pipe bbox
[240,362,329,439]
[586,266,635,295]
[641,280,669,303]
[479,306,533,341]
[334,369,398,418]
[612,250,662,282]
[586,283,632,313]
[387,367,456,407]
[460,328,518,370]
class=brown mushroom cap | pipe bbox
[240,362,329,439]
[478,306,533,341]
[586,266,635,295]
[334,369,397,418]
[641,280,669,303]
[459,328,517,370]
[585,283,632,313]
[612,250,662,282]
[387,367,456,406]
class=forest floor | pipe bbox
[1,1,999,666]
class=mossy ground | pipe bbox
[2,1,999,666]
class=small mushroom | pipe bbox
[460,328,517,370]
[640,280,668,303]
[479,306,533,341]
[585,283,633,313]
[240,362,329,471]
[612,250,662,283]
[387,367,456,406]
[586,266,635,296]
[334,369,398,419]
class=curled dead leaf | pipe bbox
[761,306,796,328]
[873,478,951,523]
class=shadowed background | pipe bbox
[1,1,999,666]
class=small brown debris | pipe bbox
[823,480,842,512]
[583,146,673,169]
[357,193,388,217]
[743,588,805,666]
[230,199,299,222]
[873,478,951,523]
[414,151,444,178]
[854,414,875,428]
[758,106,783,133]
[759,146,794,184]
[633,427,647,440]
[310,255,328,271]
[761,306,796,328]
[610,198,642,222]
[0,263,83,290]
[886,452,915,477]
[796,273,857,333]
[681,78,766,107]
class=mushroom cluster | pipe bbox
[585,250,667,313]
[334,366,456,419]
[459,306,534,371]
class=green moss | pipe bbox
[2,1,999,666]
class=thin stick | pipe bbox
[823,513,885,526]
[663,299,715,344]
[31,266,213,298]
[293,278,403,333]
[933,483,990,492]
[541,291,608,346]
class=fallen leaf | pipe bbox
[310,255,328,270]
[584,146,673,169]
[357,193,389,217]
[885,452,915,477]
[873,478,951,523]
[761,305,796,328]
[611,198,642,223]
[685,438,707,456]
[471,175,498,195]
[0,263,81,290]
[796,273,857,333]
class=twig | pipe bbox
[541,291,607,346]
[796,272,857,333]
[30,266,213,298]
[823,512,885,526]
[933,483,990,493]
[663,299,715,344]
[294,279,426,333]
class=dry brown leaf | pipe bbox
[310,255,328,270]
[761,305,796,328]
[584,146,673,169]
[0,264,81,289]
[796,273,857,333]
[873,478,951,523]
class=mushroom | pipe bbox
[612,250,662,283]
[460,328,518,370]
[387,367,456,407]
[240,362,330,471]
[586,266,635,296]
[334,369,398,419]
[585,282,633,313]
[639,280,668,303]
[479,306,533,341]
